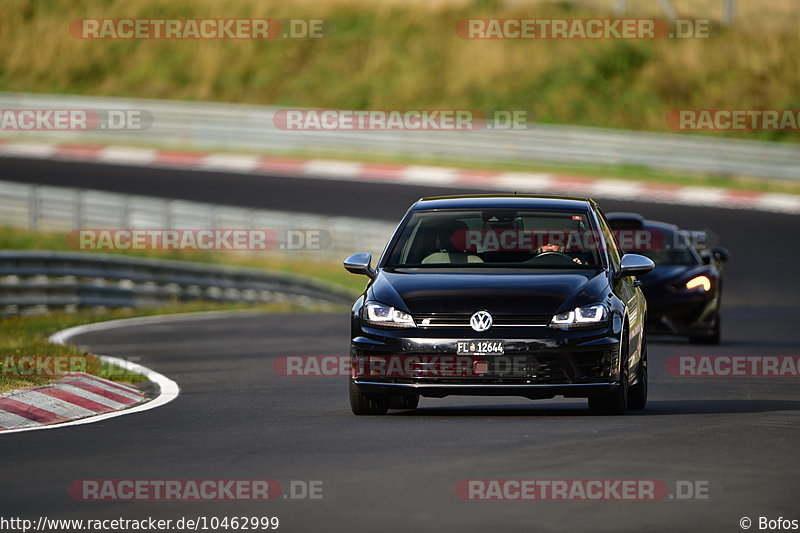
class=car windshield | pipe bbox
[383,209,603,269]
[617,226,699,266]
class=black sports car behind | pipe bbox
[605,212,728,344]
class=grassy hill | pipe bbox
[1,0,798,141]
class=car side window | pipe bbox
[596,209,621,272]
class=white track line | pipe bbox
[0,312,266,434]
[98,146,157,165]
[48,309,266,345]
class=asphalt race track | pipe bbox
[1,157,799,532]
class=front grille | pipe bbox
[405,359,564,381]
[412,361,569,384]
[413,313,550,328]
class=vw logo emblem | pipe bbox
[470,311,493,332]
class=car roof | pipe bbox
[606,212,680,232]
[641,219,681,232]
[605,212,644,224]
[411,194,595,212]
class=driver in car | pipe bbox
[537,240,584,264]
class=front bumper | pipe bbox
[645,290,718,335]
[351,380,618,399]
[350,323,623,399]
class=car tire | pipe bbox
[589,375,628,415]
[627,330,647,410]
[349,380,389,415]
[689,311,720,345]
[589,325,629,415]
[389,394,420,410]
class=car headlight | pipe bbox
[363,301,416,328]
[685,275,711,292]
[550,304,607,327]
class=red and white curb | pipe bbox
[1,140,798,215]
[0,313,188,435]
[0,372,146,431]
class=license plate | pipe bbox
[457,340,504,356]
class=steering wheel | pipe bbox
[526,251,576,265]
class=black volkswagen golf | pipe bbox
[344,195,654,415]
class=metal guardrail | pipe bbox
[0,251,355,315]
[1,92,798,180]
[0,179,392,314]
[0,179,395,262]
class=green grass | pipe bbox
[1,0,798,143]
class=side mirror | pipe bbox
[618,253,655,278]
[712,247,729,263]
[699,250,712,265]
[344,252,375,278]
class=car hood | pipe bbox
[369,269,609,316]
